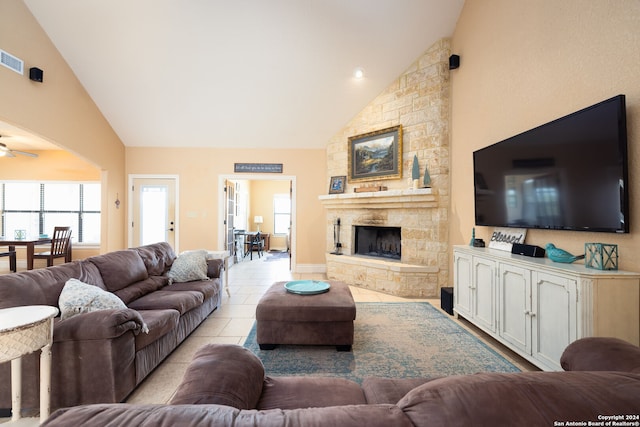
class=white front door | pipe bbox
[130,177,177,249]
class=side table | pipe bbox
[207,250,232,297]
[0,305,59,423]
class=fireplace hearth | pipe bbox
[354,226,401,260]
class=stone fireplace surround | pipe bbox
[319,189,446,298]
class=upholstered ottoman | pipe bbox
[256,280,356,351]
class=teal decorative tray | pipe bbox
[284,280,331,295]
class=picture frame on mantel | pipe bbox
[329,176,346,194]
[348,125,402,183]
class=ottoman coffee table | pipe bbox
[256,280,356,351]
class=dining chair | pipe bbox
[244,232,264,260]
[33,226,72,267]
[0,249,17,272]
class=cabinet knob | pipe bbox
[524,310,530,316]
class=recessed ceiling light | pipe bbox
[353,67,364,79]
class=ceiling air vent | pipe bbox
[0,49,24,75]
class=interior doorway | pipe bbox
[219,174,295,271]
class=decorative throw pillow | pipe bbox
[58,278,128,321]
[167,250,209,284]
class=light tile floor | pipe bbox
[1,253,536,423]
[126,254,537,405]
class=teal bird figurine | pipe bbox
[545,244,585,263]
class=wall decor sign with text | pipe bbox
[234,163,283,173]
[488,227,527,252]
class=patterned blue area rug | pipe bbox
[263,251,290,261]
[244,302,520,384]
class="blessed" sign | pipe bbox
[488,228,527,252]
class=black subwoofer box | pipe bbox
[511,243,546,258]
[440,287,454,315]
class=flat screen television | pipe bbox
[473,95,629,233]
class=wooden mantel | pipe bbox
[318,188,437,210]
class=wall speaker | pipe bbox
[29,67,43,82]
[449,54,460,70]
[511,243,546,258]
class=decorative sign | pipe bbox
[488,227,527,252]
[234,163,283,173]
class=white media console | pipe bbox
[453,245,640,371]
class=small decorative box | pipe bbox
[585,243,618,270]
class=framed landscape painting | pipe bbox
[348,125,402,182]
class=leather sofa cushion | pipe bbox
[134,242,176,276]
[397,371,640,427]
[135,309,180,351]
[0,260,105,308]
[560,337,640,373]
[257,376,366,410]
[170,344,265,409]
[362,377,436,404]
[115,277,167,305]
[163,280,219,300]
[128,290,203,315]
[43,403,415,427]
[89,250,149,292]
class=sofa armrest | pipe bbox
[560,337,640,372]
[206,258,224,279]
[54,308,147,341]
[170,344,265,409]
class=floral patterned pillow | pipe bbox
[58,278,127,320]
[167,250,209,284]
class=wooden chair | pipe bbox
[0,249,17,272]
[33,226,72,267]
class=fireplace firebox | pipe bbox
[354,226,401,260]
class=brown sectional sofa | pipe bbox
[0,242,223,413]
[42,337,640,426]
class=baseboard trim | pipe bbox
[294,263,326,274]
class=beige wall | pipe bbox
[450,0,640,272]
[249,180,290,250]
[0,0,126,251]
[126,147,325,264]
[0,150,100,180]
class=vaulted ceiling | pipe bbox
[6,1,463,151]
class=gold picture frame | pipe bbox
[348,125,402,182]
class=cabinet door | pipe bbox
[498,263,531,355]
[473,257,496,333]
[453,251,473,318]
[532,271,577,370]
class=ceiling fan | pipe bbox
[0,136,39,158]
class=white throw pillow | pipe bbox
[59,278,127,320]
[167,250,209,284]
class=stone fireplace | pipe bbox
[319,189,446,298]
[354,225,401,260]
[321,38,451,298]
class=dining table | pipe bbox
[0,236,69,270]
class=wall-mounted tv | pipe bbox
[473,95,629,233]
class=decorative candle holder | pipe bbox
[585,243,618,270]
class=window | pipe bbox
[273,193,291,235]
[0,181,101,244]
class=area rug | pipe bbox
[264,250,290,261]
[243,302,520,384]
